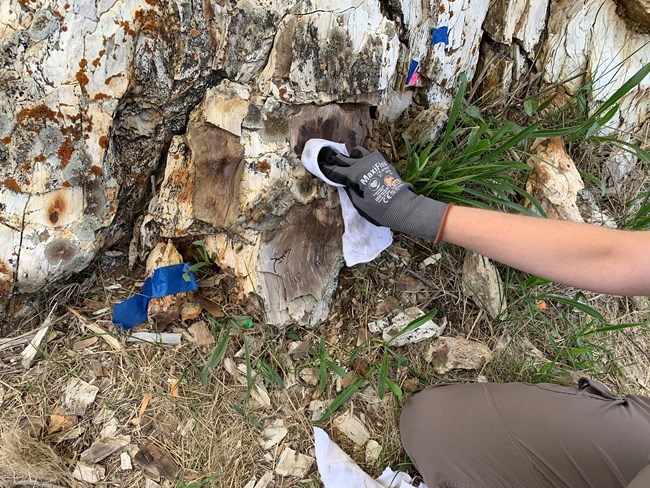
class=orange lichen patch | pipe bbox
[256,159,271,175]
[47,194,67,225]
[16,104,58,125]
[62,181,71,188]
[76,69,89,87]
[189,28,200,38]
[134,9,162,37]
[79,59,88,69]
[439,5,446,12]
[62,26,68,31]
[98,136,108,149]
[93,93,111,100]
[116,20,136,36]
[0,259,13,295]
[145,0,158,5]
[92,58,101,67]
[90,165,102,176]
[104,73,123,85]
[108,204,115,212]
[53,10,64,20]
[22,162,32,170]
[25,179,31,185]
[1,136,10,144]
[440,78,448,87]
[3,178,21,193]
[33,155,45,163]
[449,10,454,18]
[64,2,70,8]
[58,137,74,168]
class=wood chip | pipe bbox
[73,336,99,351]
[61,378,99,416]
[120,452,133,471]
[365,440,382,464]
[21,308,55,369]
[251,384,272,408]
[135,444,179,481]
[333,411,370,446]
[188,320,215,347]
[127,332,182,345]
[139,393,153,419]
[195,294,225,317]
[80,435,131,463]
[259,419,288,450]
[73,462,105,483]
[48,407,78,435]
[67,307,123,351]
[275,447,314,477]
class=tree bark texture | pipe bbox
[1,0,648,326]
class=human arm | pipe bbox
[442,205,650,296]
[319,146,650,296]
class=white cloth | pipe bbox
[301,139,392,266]
[314,427,426,488]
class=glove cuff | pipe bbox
[383,192,450,242]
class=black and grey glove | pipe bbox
[318,146,451,243]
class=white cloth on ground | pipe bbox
[301,139,392,266]
[314,427,426,488]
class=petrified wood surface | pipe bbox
[2,0,649,326]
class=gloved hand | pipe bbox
[318,146,451,243]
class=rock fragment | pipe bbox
[368,307,445,346]
[60,378,99,416]
[333,411,370,447]
[365,440,382,464]
[259,419,288,450]
[275,447,314,477]
[462,252,506,319]
[426,337,493,374]
[72,462,105,483]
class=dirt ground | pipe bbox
[1,230,648,488]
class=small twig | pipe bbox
[20,304,57,369]
[66,307,123,351]
[404,268,437,290]
[621,329,650,364]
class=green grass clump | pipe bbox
[402,63,650,229]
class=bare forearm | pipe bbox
[441,206,650,296]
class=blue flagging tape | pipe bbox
[112,263,198,329]
[431,26,449,45]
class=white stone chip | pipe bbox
[72,462,105,483]
[365,440,382,464]
[275,447,314,477]
[333,411,370,447]
[61,378,99,416]
[259,419,288,450]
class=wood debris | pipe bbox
[275,447,314,477]
[73,462,105,483]
[127,332,182,345]
[73,336,99,351]
[20,307,56,369]
[368,307,445,346]
[48,407,78,435]
[251,384,272,408]
[333,411,370,446]
[67,306,123,351]
[134,443,180,481]
[80,435,131,463]
[120,452,133,470]
[259,419,288,450]
[365,439,382,464]
[244,471,274,488]
[60,378,99,416]
[188,320,215,347]
[462,252,507,319]
[426,336,493,374]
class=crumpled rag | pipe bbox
[301,139,392,266]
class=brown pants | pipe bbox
[400,379,650,488]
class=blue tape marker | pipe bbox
[431,26,449,45]
[406,59,419,85]
[112,263,199,329]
